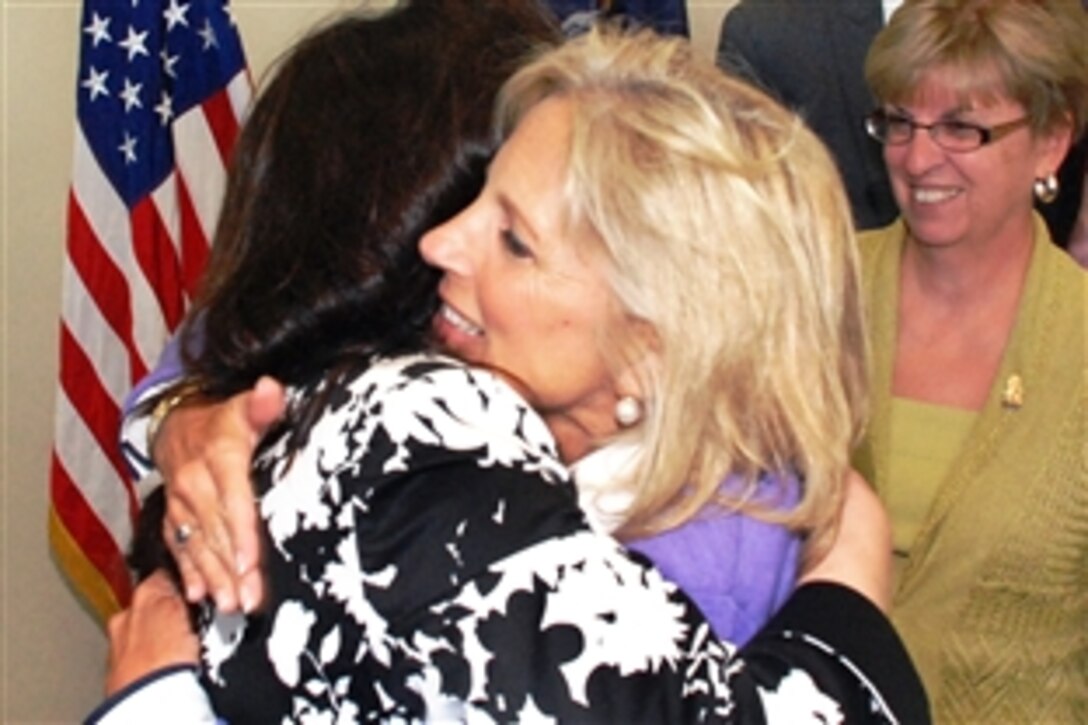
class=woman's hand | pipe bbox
[800,470,893,612]
[157,376,286,612]
[105,571,198,696]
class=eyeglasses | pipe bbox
[864,109,1031,152]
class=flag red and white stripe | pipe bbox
[50,0,249,621]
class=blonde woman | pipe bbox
[423,9,869,593]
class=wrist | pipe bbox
[146,381,204,457]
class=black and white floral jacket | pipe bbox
[89,353,928,724]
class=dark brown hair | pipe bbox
[130,0,558,582]
[181,0,559,402]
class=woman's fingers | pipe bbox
[228,377,287,609]
[163,458,237,608]
[155,381,285,612]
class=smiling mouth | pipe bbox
[439,303,484,337]
[911,186,961,204]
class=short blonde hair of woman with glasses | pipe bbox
[496,26,869,554]
[866,0,1088,139]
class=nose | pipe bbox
[899,127,945,176]
[419,213,470,276]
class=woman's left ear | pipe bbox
[1036,118,1074,177]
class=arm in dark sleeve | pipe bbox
[742,582,931,723]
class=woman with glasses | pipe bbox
[854,0,1088,721]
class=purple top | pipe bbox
[124,333,185,411]
[627,472,802,645]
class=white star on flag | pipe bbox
[81,66,110,100]
[154,90,173,125]
[164,0,190,30]
[84,12,112,46]
[120,78,144,112]
[198,18,217,49]
[118,24,150,61]
[118,132,138,163]
[160,48,180,78]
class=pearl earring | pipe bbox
[1033,174,1059,204]
[614,396,643,427]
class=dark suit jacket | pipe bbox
[717,0,897,230]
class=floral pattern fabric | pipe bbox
[196,353,916,723]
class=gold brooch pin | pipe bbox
[1001,373,1024,409]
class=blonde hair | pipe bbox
[497,26,868,550]
[866,0,1088,138]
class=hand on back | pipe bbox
[157,376,286,612]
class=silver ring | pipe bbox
[174,523,194,547]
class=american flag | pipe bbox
[50,0,249,622]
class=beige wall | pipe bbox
[0,1,737,720]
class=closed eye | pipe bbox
[501,228,533,259]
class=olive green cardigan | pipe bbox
[854,216,1087,723]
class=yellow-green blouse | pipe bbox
[887,397,976,565]
[853,216,1087,723]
